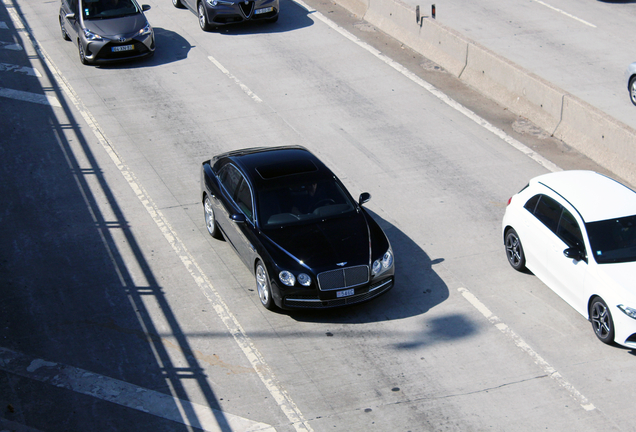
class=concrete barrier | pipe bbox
[331,0,636,186]
[555,95,636,184]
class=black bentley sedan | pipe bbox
[200,146,394,310]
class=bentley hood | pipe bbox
[262,212,371,272]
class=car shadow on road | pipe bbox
[198,0,314,36]
[97,27,193,68]
[287,210,475,332]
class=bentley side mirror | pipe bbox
[231,213,246,224]
[359,192,371,206]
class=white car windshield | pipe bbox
[587,215,636,263]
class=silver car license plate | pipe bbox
[336,288,354,298]
[255,6,273,14]
[112,45,134,52]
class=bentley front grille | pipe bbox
[317,265,369,291]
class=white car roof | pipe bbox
[532,170,636,222]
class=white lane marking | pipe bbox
[458,287,596,411]
[532,0,596,28]
[0,62,41,76]
[291,0,562,174]
[208,55,263,103]
[0,87,61,107]
[8,5,312,432]
[0,347,276,432]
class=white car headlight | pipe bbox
[279,270,295,287]
[618,304,636,320]
[372,248,393,276]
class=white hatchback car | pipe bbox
[502,170,636,348]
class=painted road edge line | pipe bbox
[457,287,596,411]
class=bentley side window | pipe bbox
[235,179,254,223]
[218,165,242,198]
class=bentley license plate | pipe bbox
[336,288,354,298]
[112,45,134,52]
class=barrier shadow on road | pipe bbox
[0,1,231,430]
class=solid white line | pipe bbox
[0,87,61,107]
[458,287,596,411]
[533,0,596,28]
[208,55,263,103]
[290,0,562,174]
[8,4,312,431]
[0,347,276,432]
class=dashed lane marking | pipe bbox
[458,287,596,411]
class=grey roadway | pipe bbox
[405,0,636,132]
[1,0,636,431]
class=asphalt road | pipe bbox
[1,0,635,431]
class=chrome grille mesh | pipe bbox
[317,265,369,291]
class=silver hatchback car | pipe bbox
[59,0,155,65]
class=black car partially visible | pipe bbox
[200,146,394,310]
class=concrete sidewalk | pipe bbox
[332,0,636,187]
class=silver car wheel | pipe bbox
[590,297,614,344]
[78,41,88,65]
[256,262,274,310]
[630,77,636,107]
[60,18,70,41]
[203,196,220,238]
[505,228,525,271]
[198,3,211,31]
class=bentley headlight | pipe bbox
[297,273,311,286]
[279,270,296,287]
[83,28,103,41]
[618,304,636,320]
[372,247,393,276]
